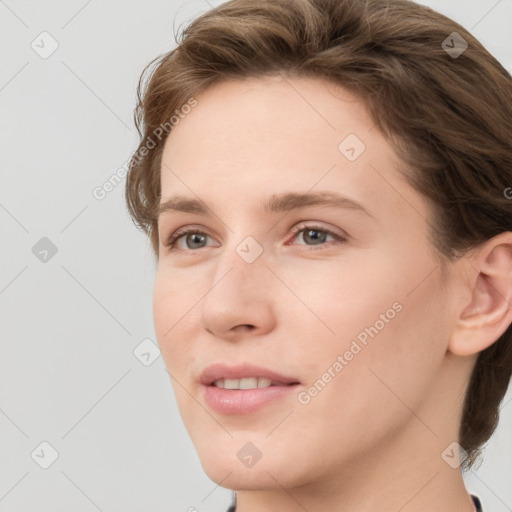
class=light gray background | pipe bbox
[1,0,511,511]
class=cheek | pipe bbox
[276,253,402,341]
[152,277,170,339]
[290,285,447,468]
[294,254,448,429]
[336,276,447,425]
[152,269,197,371]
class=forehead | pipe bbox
[164,74,377,158]
[159,74,429,226]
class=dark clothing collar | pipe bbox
[472,494,483,511]
[226,493,484,511]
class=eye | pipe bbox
[288,222,347,247]
[164,225,215,251]
[163,223,347,251]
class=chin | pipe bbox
[193,437,302,489]
[204,464,279,490]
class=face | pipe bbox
[153,75,458,490]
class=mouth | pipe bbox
[199,363,301,414]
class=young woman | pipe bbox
[125,1,512,510]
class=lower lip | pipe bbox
[202,383,300,415]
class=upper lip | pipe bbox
[199,363,301,386]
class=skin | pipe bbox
[153,74,512,512]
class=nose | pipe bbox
[199,246,277,342]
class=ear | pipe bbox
[449,232,512,357]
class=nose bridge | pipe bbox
[212,230,269,296]
[212,201,270,277]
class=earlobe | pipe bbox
[449,233,512,357]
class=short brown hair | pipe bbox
[124,0,512,470]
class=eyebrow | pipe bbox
[157,191,374,220]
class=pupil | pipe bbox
[305,229,325,245]
[188,233,205,249]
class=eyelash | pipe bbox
[163,223,347,251]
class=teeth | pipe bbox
[213,377,273,389]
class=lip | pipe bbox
[199,362,301,415]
